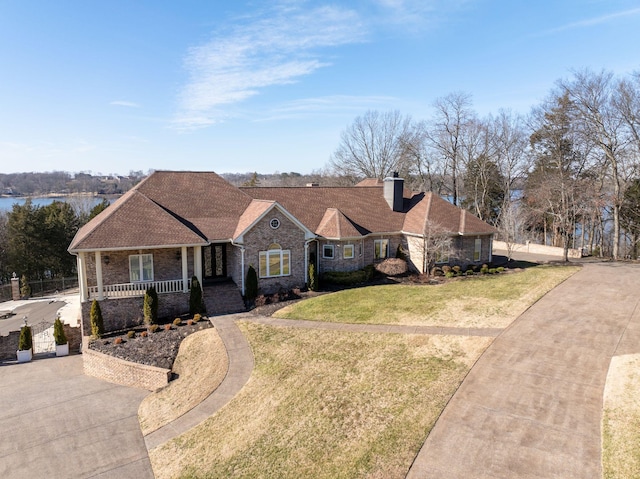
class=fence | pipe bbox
[0,276,79,302]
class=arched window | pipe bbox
[259,244,291,278]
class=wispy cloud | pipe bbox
[110,100,141,108]
[255,95,399,121]
[371,0,474,29]
[173,3,367,130]
[538,7,640,35]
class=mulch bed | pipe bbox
[88,320,212,370]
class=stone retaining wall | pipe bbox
[83,347,171,391]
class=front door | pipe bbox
[203,244,227,282]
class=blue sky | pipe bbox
[1,0,639,176]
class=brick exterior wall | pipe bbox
[85,247,195,287]
[0,325,81,360]
[405,234,494,273]
[0,330,20,360]
[83,347,171,391]
[317,239,366,273]
[80,292,190,336]
[226,244,241,287]
[242,210,307,295]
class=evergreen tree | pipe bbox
[189,276,206,315]
[18,325,32,351]
[245,266,258,301]
[90,299,104,338]
[143,287,158,325]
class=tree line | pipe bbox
[0,199,110,283]
[327,68,640,260]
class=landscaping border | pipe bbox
[83,346,171,391]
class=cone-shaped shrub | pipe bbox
[20,274,31,298]
[143,286,158,325]
[90,299,104,338]
[189,276,206,315]
[309,263,318,291]
[53,317,67,345]
[18,325,32,351]
[245,266,258,301]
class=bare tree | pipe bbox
[560,69,628,259]
[329,110,423,180]
[419,220,455,275]
[426,92,475,206]
[497,200,527,262]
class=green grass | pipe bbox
[149,323,490,479]
[275,265,580,328]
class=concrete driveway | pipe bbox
[408,262,640,478]
[0,355,153,479]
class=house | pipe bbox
[68,171,496,335]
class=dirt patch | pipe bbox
[89,320,212,370]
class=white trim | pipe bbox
[259,248,291,278]
[194,246,203,286]
[322,244,335,259]
[95,251,104,300]
[343,244,355,259]
[78,252,88,302]
[181,246,188,292]
[68,242,207,254]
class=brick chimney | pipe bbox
[383,172,404,212]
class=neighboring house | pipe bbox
[68,171,496,335]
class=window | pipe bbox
[129,254,153,282]
[259,243,291,278]
[474,238,482,261]
[323,244,334,259]
[435,246,450,264]
[374,239,389,260]
[343,244,354,259]
[269,218,280,229]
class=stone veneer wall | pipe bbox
[242,210,307,294]
[80,292,190,335]
[83,347,171,391]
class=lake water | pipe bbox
[0,195,117,212]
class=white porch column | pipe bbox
[240,247,246,295]
[77,252,88,301]
[95,251,104,300]
[304,241,310,285]
[194,246,203,286]
[181,246,188,292]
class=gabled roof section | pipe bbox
[135,171,253,241]
[403,192,497,236]
[355,178,383,187]
[241,186,407,236]
[233,199,315,242]
[68,190,207,251]
[316,208,362,239]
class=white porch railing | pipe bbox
[88,278,191,299]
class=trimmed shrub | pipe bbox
[364,264,376,281]
[375,258,408,276]
[164,324,171,331]
[395,244,407,261]
[193,313,202,323]
[127,330,136,339]
[442,265,452,274]
[18,325,32,351]
[20,274,31,298]
[173,318,182,326]
[480,264,489,274]
[321,269,368,285]
[53,317,67,345]
[149,324,160,333]
[430,267,444,277]
[452,265,462,275]
[489,268,497,274]
[187,319,193,326]
[308,263,318,291]
[90,299,104,338]
[496,266,505,273]
[444,271,455,278]
[189,277,206,315]
[114,337,123,345]
[143,287,158,325]
[246,266,258,301]
[141,331,148,338]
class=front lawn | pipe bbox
[149,323,492,479]
[274,265,580,328]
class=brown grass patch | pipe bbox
[138,328,228,435]
[149,323,489,479]
[602,353,640,479]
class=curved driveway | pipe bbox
[407,262,640,478]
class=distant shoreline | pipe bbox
[0,192,115,199]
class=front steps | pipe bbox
[202,281,246,316]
